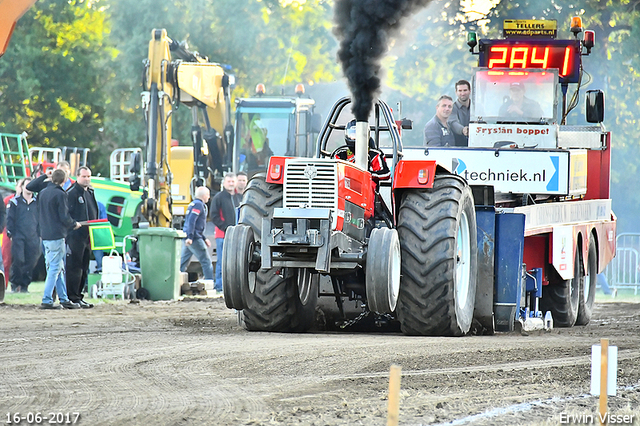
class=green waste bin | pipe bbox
[134,227,186,301]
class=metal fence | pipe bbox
[604,233,640,294]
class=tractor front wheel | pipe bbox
[222,225,255,310]
[366,227,401,314]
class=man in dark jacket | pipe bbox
[39,169,81,309]
[210,173,241,292]
[179,186,214,286]
[65,166,98,308]
[6,178,40,293]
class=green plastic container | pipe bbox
[134,227,186,301]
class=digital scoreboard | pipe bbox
[478,39,581,84]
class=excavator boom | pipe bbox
[138,29,233,228]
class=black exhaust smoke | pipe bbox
[333,0,432,120]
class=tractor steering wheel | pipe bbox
[330,144,351,159]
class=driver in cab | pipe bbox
[499,82,544,119]
[332,119,390,181]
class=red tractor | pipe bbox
[222,97,478,336]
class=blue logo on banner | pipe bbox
[452,158,467,175]
[546,156,559,191]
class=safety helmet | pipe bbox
[344,119,357,145]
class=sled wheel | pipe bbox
[576,238,597,325]
[541,250,581,327]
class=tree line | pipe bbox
[0,0,638,232]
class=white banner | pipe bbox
[469,123,558,149]
[402,147,569,195]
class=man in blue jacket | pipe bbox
[179,186,214,286]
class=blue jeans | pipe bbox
[94,250,104,272]
[215,238,224,291]
[179,239,215,283]
[42,239,70,304]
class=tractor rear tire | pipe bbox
[237,174,317,332]
[366,227,401,314]
[396,176,478,336]
[222,225,254,310]
[540,251,581,327]
[576,238,597,325]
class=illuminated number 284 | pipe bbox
[487,46,573,77]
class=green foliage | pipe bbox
[0,0,113,155]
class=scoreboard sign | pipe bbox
[478,39,582,84]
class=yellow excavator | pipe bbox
[131,29,233,228]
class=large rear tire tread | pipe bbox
[576,238,597,326]
[396,176,478,336]
[238,173,283,238]
[238,174,316,332]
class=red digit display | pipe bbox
[479,39,581,83]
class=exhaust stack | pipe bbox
[355,121,368,171]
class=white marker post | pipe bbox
[387,364,402,426]
[590,338,618,425]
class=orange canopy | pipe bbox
[0,0,37,58]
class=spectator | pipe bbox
[236,171,248,195]
[179,186,214,287]
[6,178,40,293]
[449,80,471,146]
[211,173,240,292]
[2,179,24,286]
[424,95,456,147]
[65,166,98,309]
[58,160,74,191]
[0,181,5,289]
[26,160,75,194]
[39,169,81,309]
[597,273,615,297]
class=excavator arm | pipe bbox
[0,0,37,58]
[138,28,233,228]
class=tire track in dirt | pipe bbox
[44,331,268,424]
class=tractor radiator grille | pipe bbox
[283,160,338,210]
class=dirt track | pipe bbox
[1,300,638,426]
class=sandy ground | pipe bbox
[0,299,638,426]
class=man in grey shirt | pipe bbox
[424,95,455,147]
[449,80,471,146]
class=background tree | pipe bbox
[0,0,113,150]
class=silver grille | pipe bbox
[283,160,338,209]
